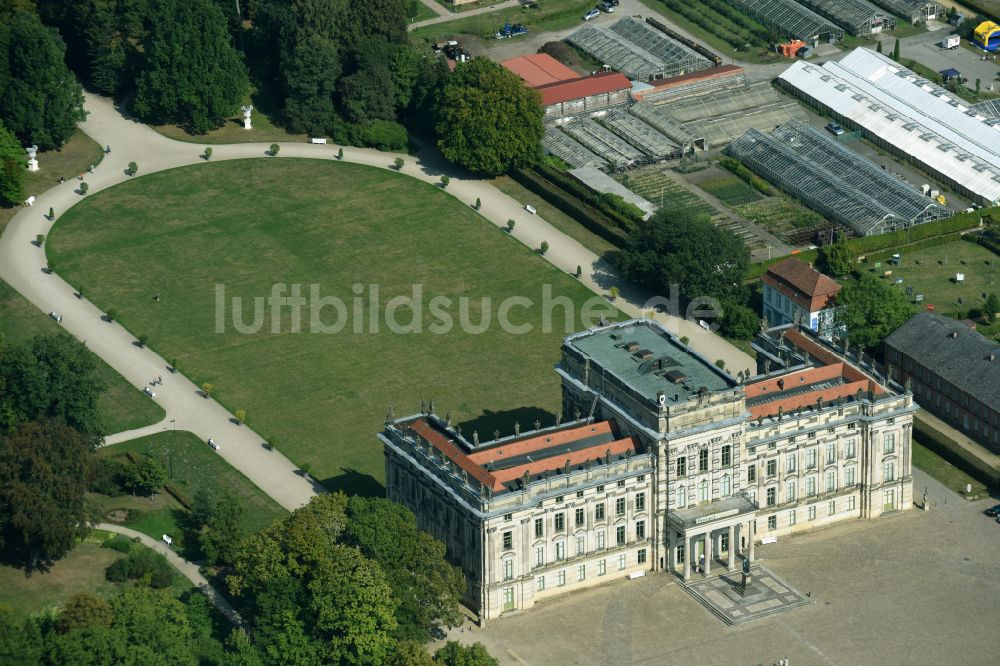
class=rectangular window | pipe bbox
[748,464,756,483]
[555,496,563,503]
[576,490,584,498]
[574,564,585,582]
[788,510,796,526]
[636,520,645,540]
[766,460,776,477]
[766,487,776,507]
[557,570,566,587]
[616,525,625,546]
[806,449,817,469]
[807,476,816,497]
[617,480,625,488]
[808,505,816,521]
[826,442,836,464]
[884,433,895,454]
[767,515,777,530]
[637,475,645,483]
[884,461,895,482]
[845,467,855,486]
[555,542,565,560]
[504,513,512,522]
[616,498,626,516]
[576,536,585,556]
[677,457,687,477]
[596,530,605,550]
[598,559,606,576]
[595,503,605,521]
[826,470,836,493]
[502,587,514,611]
[828,501,835,516]
[699,449,708,472]
[787,455,796,473]
[536,575,545,591]
[503,559,513,581]
[502,531,512,550]
[846,439,856,458]
[575,508,584,527]
[618,554,626,571]
[848,495,856,511]
[635,492,645,512]
[721,475,731,497]
[534,546,544,567]
[554,513,565,532]
[638,548,647,564]
[534,518,543,538]
[597,485,604,493]
[786,480,796,502]
[722,445,731,467]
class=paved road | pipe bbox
[97,523,242,625]
[1,95,753,518]
[410,0,520,30]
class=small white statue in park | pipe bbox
[241,105,253,130]
[25,145,38,172]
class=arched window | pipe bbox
[698,479,709,502]
[721,474,731,497]
[676,485,687,508]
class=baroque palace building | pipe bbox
[379,319,916,623]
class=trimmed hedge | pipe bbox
[914,417,1000,489]
[534,164,644,226]
[512,168,630,247]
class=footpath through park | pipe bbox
[0,92,753,514]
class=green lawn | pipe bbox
[154,87,308,145]
[911,439,990,498]
[858,240,1000,323]
[0,280,165,434]
[0,542,124,616]
[409,1,439,22]
[49,159,620,495]
[410,0,594,45]
[95,431,288,538]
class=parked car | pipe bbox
[607,0,619,5]
[583,7,600,20]
[48,311,62,323]
[143,386,155,398]
[984,503,1000,517]
[208,438,220,451]
[825,122,845,136]
[599,1,615,12]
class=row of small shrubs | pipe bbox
[534,164,645,226]
[512,168,630,247]
[719,157,773,196]
[914,419,1000,490]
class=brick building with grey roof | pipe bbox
[884,313,1000,452]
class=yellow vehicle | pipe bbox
[934,194,946,205]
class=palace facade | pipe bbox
[379,320,916,623]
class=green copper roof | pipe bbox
[567,321,735,403]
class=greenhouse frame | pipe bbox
[724,121,952,236]
[730,0,844,43]
[868,0,943,24]
[566,19,712,81]
[796,0,895,35]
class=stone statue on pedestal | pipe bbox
[25,145,38,172]
[240,105,253,130]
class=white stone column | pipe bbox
[727,524,735,570]
[748,521,756,563]
[666,526,674,573]
[683,533,691,580]
[703,531,711,576]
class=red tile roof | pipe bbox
[763,258,841,312]
[408,419,496,489]
[490,436,639,489]
[630,65,744,101]
[535,71,632,106]
[501,53,579,87]
[467,421,614,465]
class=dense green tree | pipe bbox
[984,292,999,322]
[229,493,397,665]
[280,31,342,134]
[119,455,167,496]
[835,275,912,349]
[57,593,114,633]
[0,10,86,148]
[388,641,435,666]
[436,58,543,176]
[719,302,759,341]
[615,208,749,305]
[0,334,106,442]
[223,627,266,666]
[0,603,44,666]
[0,420,91,568]
[188,487,250,565]
[343,0,406,50]
[338,40,397,124]
[433,642,499,666]
[405,54,449,134]
[344,497,466,641]
[0,119,26,207]
[132,0,248,132]
[817,240,854,277]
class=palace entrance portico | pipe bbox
[666,494,758,581]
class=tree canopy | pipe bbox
[132,0,248,133]
[615,207,749,306]
[719,302,759,340]
[0,8,86,149]
[0,419,92,568]
[835,275,912,349]
[436,58,544,177]
[0,119,26,206]
[817,240,854,278]
[187,487,250,566]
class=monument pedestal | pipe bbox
[741,572,752,595]
[243,119,252,130]
[27,159,38,172]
